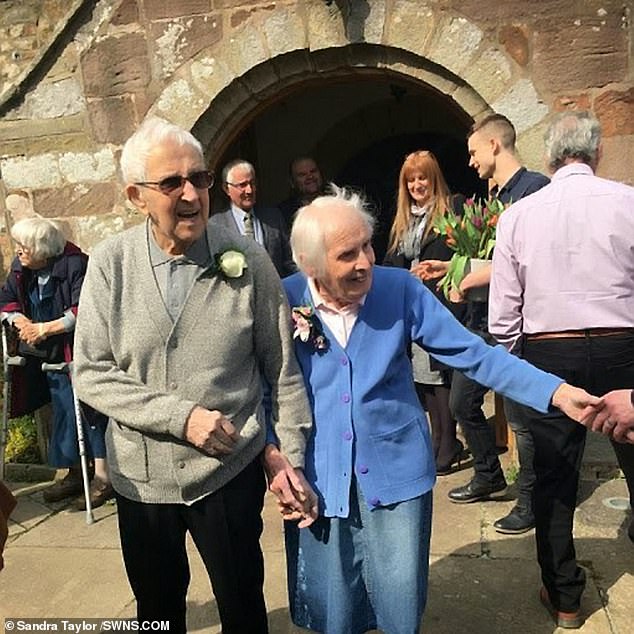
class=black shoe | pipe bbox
[448,479,507,504]
[494,505,535,534]
[436,440,470,476]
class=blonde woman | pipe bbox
[384,150,467,474]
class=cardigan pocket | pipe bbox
[109,421,149,483]
[369,415,428,485]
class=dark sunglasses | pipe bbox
[135,170,215,195]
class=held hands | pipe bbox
[586,390,634,444]
[263,444,318,528]
[551,383,601,423]
[184,406,239,456]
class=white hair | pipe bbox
[11,217,66,261]
[290,184,375,277]
[544,111,602,172]
[120,116,204,183]
[222,159,255,185]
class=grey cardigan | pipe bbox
[73,221,312,504]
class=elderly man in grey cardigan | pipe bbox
[73,117,315,634]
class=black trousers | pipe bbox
[517,333,634,613]
[116,459,268,634]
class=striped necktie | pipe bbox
[243,212,255,239]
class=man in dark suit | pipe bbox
[211,159,295,277]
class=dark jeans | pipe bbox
[116,459,268,634]
[504,397,536,509]
[449,328,506,488]
[517,333,634,613]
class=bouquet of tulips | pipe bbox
[433,197,505,300]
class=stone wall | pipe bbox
[0,0,632,264]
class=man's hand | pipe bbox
[184,406,239,456]
[551,383,601,423]
[263,444,318,528]
[587,389,634,443]
[411,260,449,281]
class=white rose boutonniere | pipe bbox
[215,249,248,279]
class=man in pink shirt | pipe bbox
[489,111,634,629]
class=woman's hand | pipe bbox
[412,259,449,281]
[263,444,318,527]
[15,318,48,346]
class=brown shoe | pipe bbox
[75,478,114,510]
[43,470,84,503]
[539,587,583,629]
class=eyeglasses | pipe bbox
[135,170,215,195]
[225,179,255,191]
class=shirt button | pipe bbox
[169,338,178,349]
[359,465,369,474]
[342,393,350,403]
[343,431,353,441]
[369,497,380,506]
[170,382,178,390]
[178,461,186,469]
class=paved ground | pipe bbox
[2,432,633,633]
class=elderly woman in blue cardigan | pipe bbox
[263,186,599,634]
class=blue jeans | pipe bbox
[285,481,433,634]
[519,332,634,613]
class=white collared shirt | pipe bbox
[307,278,365,348]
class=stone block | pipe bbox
[385,0,435,56]
[452,84,489,121]
[144,0,212,20]
[533,16,628,92]
[463,47,513,104]
[111,0,140,25]
[553,94,592,112]
[10,132,93,157]
[80,33,151,97]
[499,24,529,67]
[190,55,237,100]
[306,0,347,51]
[229,3,276,29]
[597,134,634,186]
[427,15,484,77]
[262,6,306,56]
[491,79,548,134]
[0,113,85,142]
[32,182,118,219]
[86,96,137,145]
[515,121,549,173]
[13,77,85,119]
[1,153,62,189]
[594,88,634,137]
[149,13,222,79]
[154,78,206,129]
[58,148,117,183]
[221,23,268,76]
[240,61,280,98]
[363,0,386,44]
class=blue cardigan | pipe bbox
[283,266,562,518]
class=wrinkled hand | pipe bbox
[263,444,318,528]
[411,259,449,281]
[587,390,634,443]
[14,318,46,346]
[551,383,601,423]
[184,406,239,456]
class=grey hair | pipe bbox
[290,184,375,278]
[544,111,602,172]
[11,217,66,261]
[120,116,204,183]
[221,159,255,185]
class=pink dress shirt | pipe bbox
[489,162,634,351]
